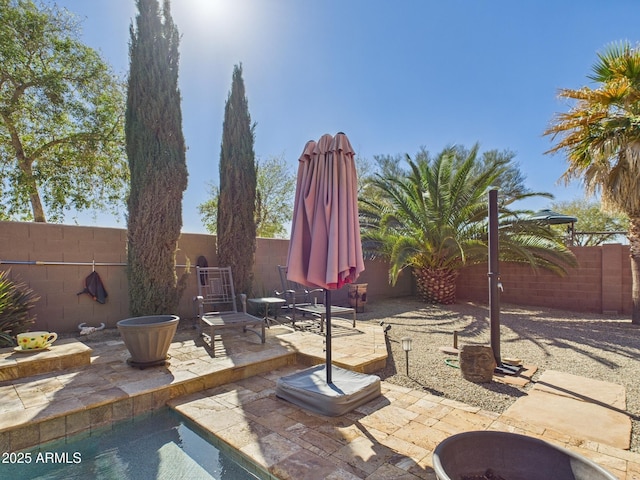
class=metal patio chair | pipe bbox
[275,265,323,325]
[194,266,265,357]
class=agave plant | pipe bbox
[360,145,577,304]
[0,270,39,347]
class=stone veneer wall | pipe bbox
[0,221,412,332]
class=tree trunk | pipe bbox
[413,267,459,304]
[29,190,46,223]
[5,113,47,221]
[629,218,640,324]
[19,159,46,222]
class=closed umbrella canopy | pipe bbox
[286,132,365,383]
[287,132,364,290]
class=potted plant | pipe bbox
[121,0,188,368]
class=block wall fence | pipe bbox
[0,222,632,332]
[455,243,632,315]
[0,221,412,332]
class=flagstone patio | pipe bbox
[0,316,638,479]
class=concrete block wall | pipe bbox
[456,244,633,315]
[252,238,289,297]
[0,222,129,332]
[0,221,412,333]
[5,219,630,332]
[0,222,218,332]
[346,258,414,306]
[250,237,414,307]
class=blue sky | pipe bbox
[53,0,640,233]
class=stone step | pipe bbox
[502,370,631,450]
[0,339,92,381]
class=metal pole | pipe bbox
[325,289,332,384]
[488,188,501,365]
[405,351,409,376]
[0,260,190,268]
[0,260,127,266]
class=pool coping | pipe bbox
[0,318,386,454]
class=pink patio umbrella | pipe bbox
[287,132,365,383]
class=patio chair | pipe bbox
[194,266,265,357]
[275,265,323,325]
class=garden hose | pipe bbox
[445,358,459,369]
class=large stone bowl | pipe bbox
[116,315,179,368]
[432,431,617,480]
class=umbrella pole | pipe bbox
[325,289,332,384]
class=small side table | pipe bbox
[247,297,286,328]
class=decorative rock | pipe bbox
[459,345,496,383]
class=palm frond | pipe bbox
[546,42,640,219]
[360,145,574,286]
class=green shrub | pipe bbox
[0,270,39,347]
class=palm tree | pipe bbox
[360,145,576,304]
[545,41,640,324]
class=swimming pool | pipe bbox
[1,408,262,479]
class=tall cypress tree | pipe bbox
[125,0,188,316]
[217,64,257,297]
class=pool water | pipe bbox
[1,409,261,480]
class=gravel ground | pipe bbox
[355,297,640,452]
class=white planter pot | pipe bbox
[117,315,179,368]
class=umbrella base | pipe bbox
[275,365,381,416]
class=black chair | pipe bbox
[274,265,323,325]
